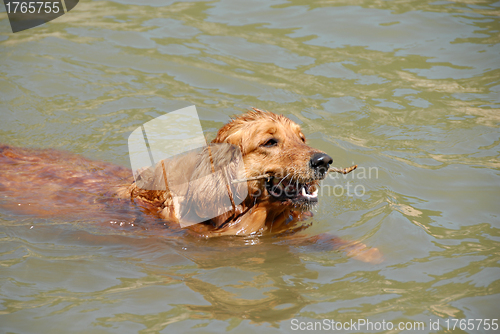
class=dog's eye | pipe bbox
[262,138,278,147]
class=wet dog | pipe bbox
[0,109,382,262]
[125,108,333,238]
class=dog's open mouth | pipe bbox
[265,177,318,204]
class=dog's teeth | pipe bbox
[300,186,318,199]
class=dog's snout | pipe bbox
[310,153,333,171]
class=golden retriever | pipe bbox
[125,108,333,238]
[0,109,382,263]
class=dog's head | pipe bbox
[212,108,332,211]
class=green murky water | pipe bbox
[1,0,499,333]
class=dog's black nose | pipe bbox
[310,153,333,171]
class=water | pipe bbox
[1,0,499,333]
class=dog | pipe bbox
[0,109,382,263]
[124,108,333,238]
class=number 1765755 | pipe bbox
[445,319,498,331]
[5,2,61,14]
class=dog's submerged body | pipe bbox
[0,144,135,221]
[0,109,382,262]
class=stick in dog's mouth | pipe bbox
[328,164,357,175]
[230,164,358,184]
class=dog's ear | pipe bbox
[212,120,246,150]
[181,144,247,228]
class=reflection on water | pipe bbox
[0,0,499,332]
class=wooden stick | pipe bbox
[231,174,270,184]
[328,164,357,174]
[230,165,357,184]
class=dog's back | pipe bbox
[0,145,132,219]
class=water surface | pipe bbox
[1,0,499,333]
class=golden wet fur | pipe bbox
[124,108,328,238]
[0,109,382,263]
